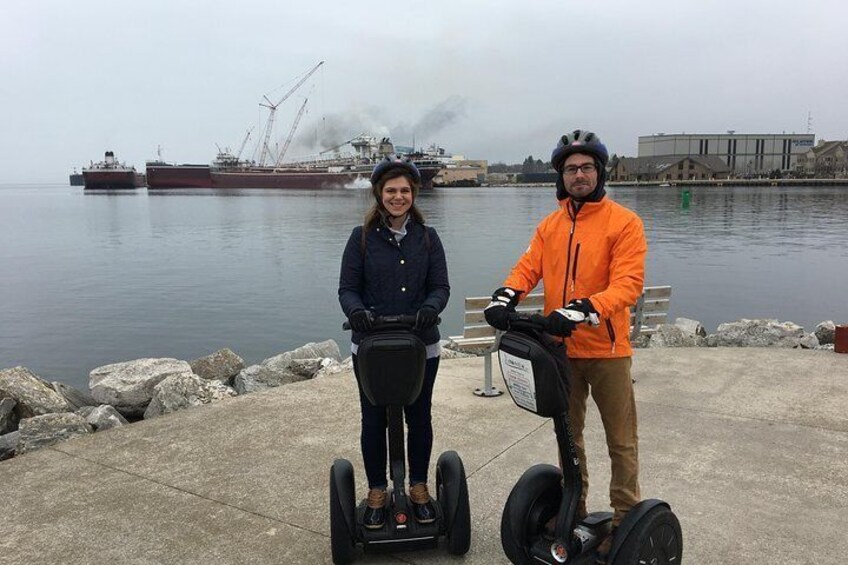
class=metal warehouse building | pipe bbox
[638,133,815,175]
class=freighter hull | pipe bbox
[146,163,213,188]
[211,170,368,189]
[146,165,439,190]
[83,170,142,190]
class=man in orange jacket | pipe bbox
[485,130,647,564]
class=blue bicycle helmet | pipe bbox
[370,154,421,187]
[551,130,609,201]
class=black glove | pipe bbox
[484,287,521,331]
[565,298,600,327]
[349,309,373,333]
[545,308,579,337]
[415,306,438,330]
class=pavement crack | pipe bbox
[465,420,549,479]
[47,447,328,539]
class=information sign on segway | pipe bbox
[329,315,471,563]
[497,310,683,564]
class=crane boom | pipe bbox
[276,98,309,166]
[258,61,324,166]
[236,127,253,161]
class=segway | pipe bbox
[497,310,682,564]
[330,314,471,564]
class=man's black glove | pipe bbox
[415,306,438,330]
[484,287,521,331]
[565,298,600,327]
[349,309,373,333]
[545,308,579,337]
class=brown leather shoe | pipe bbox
[542,501,588,540]
[595,527,616,564]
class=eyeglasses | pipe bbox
[563,163,597,175]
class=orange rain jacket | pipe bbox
[503,196,647,358]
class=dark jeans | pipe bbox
[352,354,440,489]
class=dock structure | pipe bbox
[1,348,846,564]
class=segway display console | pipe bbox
[330,314,471,563]
[497,311,683,565]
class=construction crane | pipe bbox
[275,98,309,166]
[319,133,365,155]
[236,127,253,161]
[258,61,324,166]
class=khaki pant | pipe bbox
[567,357,640,526]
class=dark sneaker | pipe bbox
[409,483,437,524]
[595,527,617,564]
[363,488,387,530]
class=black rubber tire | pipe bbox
[329,459,357,564]
[612,505,682,565]
[500,464,563,565]
[436,450,471,555]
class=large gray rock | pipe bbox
[144,373,237,419]
[51,381,97,410]
[189,348,245,383]
[314,357,354,379]
[674,317,707,337]
[17,413,93,454]
[440,342,476,359]
[89,358,195,418]
[0,367,71,424]
[0,431,19,461]
[814,321,836,345]
[234,340,341,394]
[0,398,17,435]
[86,405,129,431]
[648,324,707,348]
[707,319,819,348]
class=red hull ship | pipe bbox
[146,136,442,190]
[83,151,144,190]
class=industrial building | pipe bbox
[638,133,815,176]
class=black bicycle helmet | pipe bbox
[551,130,609,201]
[370,154,421,187]
[550,130,609,173]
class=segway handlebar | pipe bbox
[342,314,441,331]
[505,308,592,335]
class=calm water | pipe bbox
[2,183,847,391]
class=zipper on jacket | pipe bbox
[561,204,579,310]
[606,319,616,354]
[571,242,581,293]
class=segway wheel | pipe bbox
[500,464,563,565]
[329,459,357,564]
[612,505,682,565]
[436,451,471,555]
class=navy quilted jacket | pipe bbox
[338,220,450,346]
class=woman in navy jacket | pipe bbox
[338,155,450,529]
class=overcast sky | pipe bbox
[2,0,847,183]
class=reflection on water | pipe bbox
[1,184,847,390]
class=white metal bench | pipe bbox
[448,286,672,396]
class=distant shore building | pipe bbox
[609,155,731,183]
[796,140,848,178]
[638,132,815,176]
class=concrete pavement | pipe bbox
[1,348,846,564]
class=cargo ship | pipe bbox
[146,136,443,190]
[69,168,84,186]
[83,151,145,190]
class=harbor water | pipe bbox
[1,183,847,392]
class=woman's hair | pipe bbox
[364,168,424,231]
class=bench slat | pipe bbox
[457,285,671,343]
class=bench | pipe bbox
[448,286,672,397]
